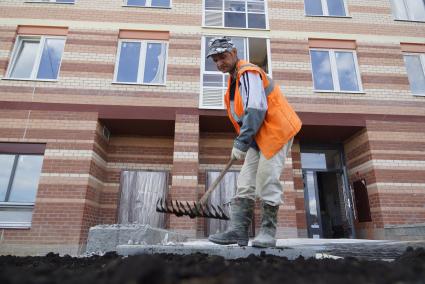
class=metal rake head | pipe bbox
[156,198,229,220]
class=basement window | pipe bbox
[0,143,45,229]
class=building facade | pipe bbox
[0,0,424,255]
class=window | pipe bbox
[7,36,65,80]
[305,0,348,17]
[0,144,45,229]
[27,0,75,3]
[0,154,43,204]
[200,36,270,108]
[204,0,268,29]
[310,49,362,92]
[391,0,425,21]
[403,53,425,95]
[114,40,168,85]
[125,0,171,8]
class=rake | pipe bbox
[156,158,236,220]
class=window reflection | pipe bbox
[1,154,43,203]
[116,41,167,84]
[205,0,267,29]
[144,43,166,84]
[301,149,341,169]
[117,42,141,83]
[406,0,425,21]
[152,0,170,7]
[248,13,266,29]
[311,50,334,90]
[127,0,147,5]
[404,55,425,94]
[0,155,15,201]
[306,172,318,217]
[305,0,323,15]
[335,51,359,91]
[9,156,43,203]
[225,12,246,27]
[327,0,345,16]
[37,38,66,80]
[206,0,222,10]
[10,41,39,79]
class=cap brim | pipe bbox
[206,51,219,58]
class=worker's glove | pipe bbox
[231,147,247,161]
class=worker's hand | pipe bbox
[231,147,247,160]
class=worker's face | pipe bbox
[211,49,238,74]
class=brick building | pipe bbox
[0,0,424,255]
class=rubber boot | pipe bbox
[252,202,279,248]
[208,198,254,246]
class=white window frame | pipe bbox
[304,0,350,17]
[0,153,44,229]
[403,53,425,96]
[199,35,272,109]
[113,39,168,86]
[123,0,172,8]
[309,48,363,93]
[6,35,66,81]
[202,0,269,30]
[25,0,76,4]
[391,0,425,22]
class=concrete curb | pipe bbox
[117,244,316,260]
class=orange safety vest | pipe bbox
[224,60,302,159]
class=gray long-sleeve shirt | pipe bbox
[230,71,268,152]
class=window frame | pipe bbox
[403,52,425,96]
[25,0,76,4]
[6,35,66,82]
[309,48,364,93]
[391,0,425,22]
[113,39,169,86]
[202,0,270,30]
[0,143,45,229]
[199,35,272,109]
[304,0,350,17]
[123,0,172,9]
[0,153,43,205]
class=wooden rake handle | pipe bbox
[198,158,236,205]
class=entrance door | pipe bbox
[303,171,322,238]
[301,146,355,238]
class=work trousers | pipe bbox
[234,138,293,206]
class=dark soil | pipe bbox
[1,247,425,284]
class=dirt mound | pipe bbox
[1,248,425,284]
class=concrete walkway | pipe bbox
[117,238,425,260]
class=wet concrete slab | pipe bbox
[116,238,425,261]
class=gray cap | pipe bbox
[206,37,235,58]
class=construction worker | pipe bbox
[206,37,302,248]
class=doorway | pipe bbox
[301,145,355,239]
